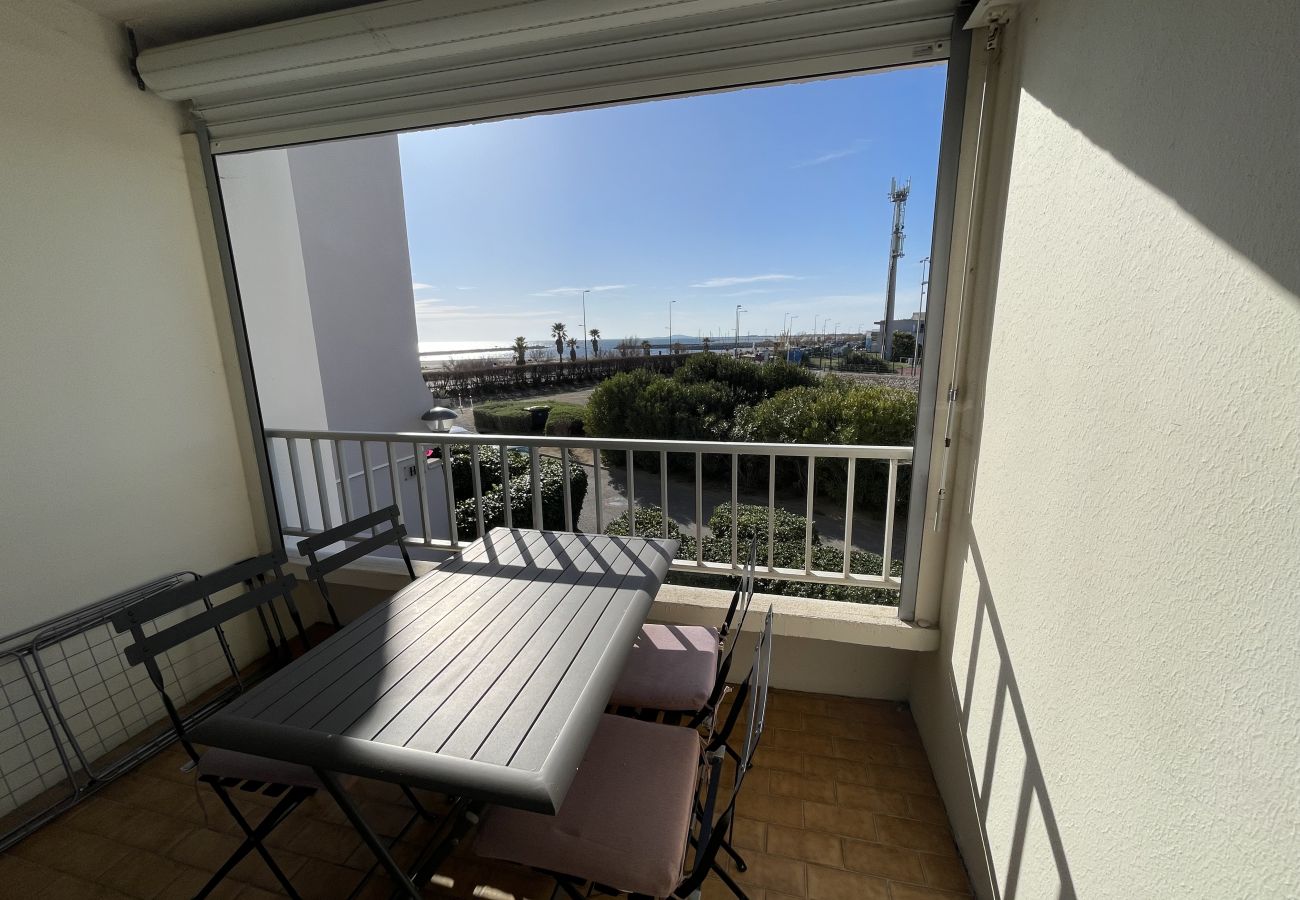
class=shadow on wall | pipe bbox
[944,535,1077,900]
[1020,0,1300,306]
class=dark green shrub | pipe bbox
[542,402,586,437]
[841,350,893,373]
[602,506,697,559]
[449,446,587,540]
[731,379,916,505]
[473,400,537,433]
[705,504,814,546]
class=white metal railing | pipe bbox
[265,429,912,590]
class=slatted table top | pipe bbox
[191,528,677,814]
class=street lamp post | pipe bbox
[916,256,930,368]
[581,289,590,360]
[735,305,745,358]
[668,299,676,354]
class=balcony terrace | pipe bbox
[0,687,971,900]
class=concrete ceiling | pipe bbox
[69,0,387,49]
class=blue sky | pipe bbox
[398,63,947,346]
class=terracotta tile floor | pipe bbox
[0,690,971,899]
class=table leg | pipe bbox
[409,798,485,889]
[315,769,422,900]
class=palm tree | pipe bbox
[551,322,567,358]
[566,336,578,362]
[702,335,711,352]
[641,340,652,357]
[512,336,527,366]
[589,328,601,357]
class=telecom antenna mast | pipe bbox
[882,177,910,361]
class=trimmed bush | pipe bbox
[731,378,917,505]
[449,446,587,540]
[542,402,586,437]
[602,506,697,559]
[841,350,893,373]
[705,504,815,546]
[472,400,537,434]
[606,501,902,607]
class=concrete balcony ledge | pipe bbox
[282,552,938,652]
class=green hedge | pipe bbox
[705,504,815,546]
[448,446,587,540]
[472,400,538,434]
[602,506,696,558]
[542,402,586,437]
[731,378,917,504]
[602,502,900,606]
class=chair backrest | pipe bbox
[296,506,415,627]
[688,536,759,727]
[717,535,759,641]
[677,606,774,898]
[110,555,307,758]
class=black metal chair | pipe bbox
[608,535,759,728]
[110,555,318,899]
[474,607,775,900]
[296,505,416,629]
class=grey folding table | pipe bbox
[190,528,678,897]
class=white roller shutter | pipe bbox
[138,0,959,152]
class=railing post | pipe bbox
[842,457,858,577]
[659,451,669,539]
[560,448,574,532]
[386,441,403,526]
[361,441,378,529]
[695,451,704,565]
[804,453,816,574]
[882,458,898,580]
[594,447,604,533]
[310,439,333,530]
[625,449,636,537]
[730,452,739,567]
[500,443,512,529]
[442,438,459,548]
[767,454,776,569]
[529,446,543,528]
[470,444,486,537]
[332,439,354,523]
[285,437,308,532]
[415,441,432,545]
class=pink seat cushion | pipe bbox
[197,747,322,788]
[608,624,719,711]
[474,714,700,897]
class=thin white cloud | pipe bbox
[691,274,800,289]
[454,285,476,291]
[793,140,871,169]
[411,282,437,291]
[532,284,630,297]
[722,288,777,298]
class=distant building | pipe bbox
[869,312,926,355]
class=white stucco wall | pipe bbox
[288,136,430,433]
[219,137,444,539]
[0,0,262,630]
[910,2,1300,899]
[218,149,329,432]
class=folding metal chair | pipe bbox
[608,535,758,726]
[296,504,416,629]
[110,555,318,899]
[474,607,775,900]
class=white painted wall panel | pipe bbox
[0,0,261,631]
[911,2,1300,898]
